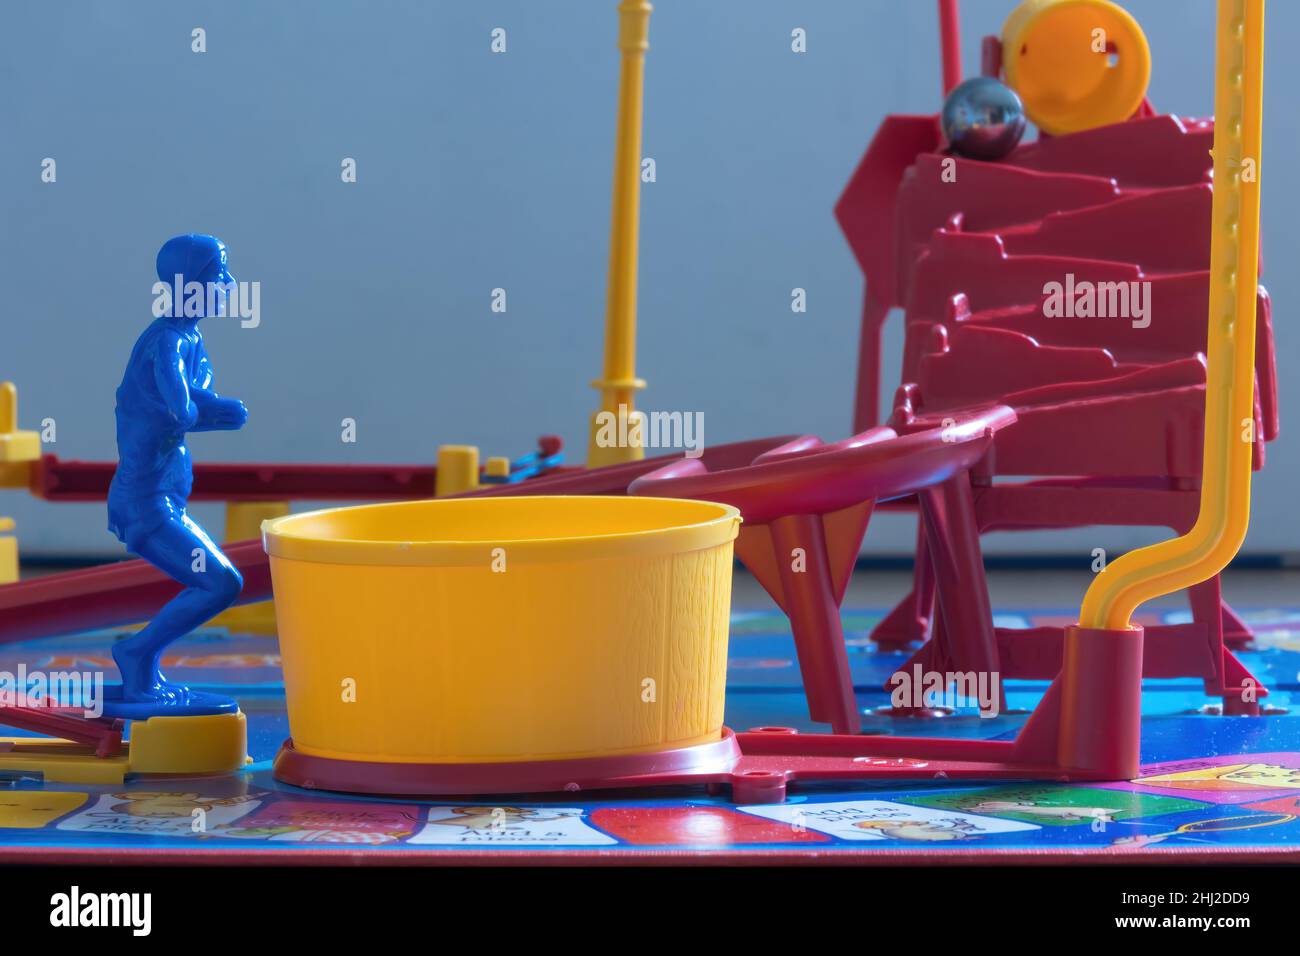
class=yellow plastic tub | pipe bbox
[263,496,740,765]
[1002,0,1151,136]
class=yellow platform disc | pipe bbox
[127,711,249,775]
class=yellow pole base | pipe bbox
[586,405,647,468]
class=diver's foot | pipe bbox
[111,642,190,705]
[100,683,237,720]
[118,677,193,706]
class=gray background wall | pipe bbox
[1,0,1295,559]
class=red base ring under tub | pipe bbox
[273,729,744,797]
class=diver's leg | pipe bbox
[112,514,243,702]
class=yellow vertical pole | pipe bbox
[0,383,17,435]
[586,0,652,468]
[1079,0,1265,629]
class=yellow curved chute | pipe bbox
[1081,0,1265,630]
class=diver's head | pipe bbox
[156,234,235,319]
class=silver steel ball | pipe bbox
[942,76,1027,160]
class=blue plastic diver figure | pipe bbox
[106,235,247,716]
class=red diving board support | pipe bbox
[0,705,124,759]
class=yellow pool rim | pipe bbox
[262,495,741,567]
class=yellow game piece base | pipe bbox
[0,711,249,785]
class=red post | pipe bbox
[769,514,861,735]
[1056,625,1145,778]
[938,0,962,95]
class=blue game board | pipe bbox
[2,608,1298,863]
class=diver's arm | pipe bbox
[190,392,248,431]
[189,339,248,432]
[193,339,214,390]
[152,332,199,430]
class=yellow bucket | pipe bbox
[1002,0,1151,136]
[262,496,740,765]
